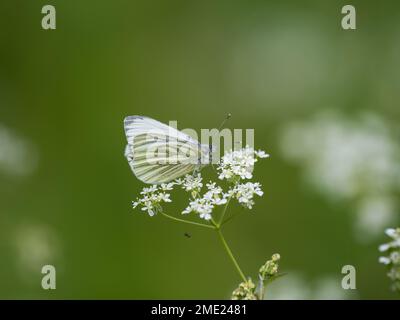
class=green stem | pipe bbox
[161,212,215,229]
[218,196,232,225]
[218,181,239,225]
[216,228,247,282]
[221,210,243,226]
[161,201,247,283]
[210,217,219,228]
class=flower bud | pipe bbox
[259,253,281,280]
[231,279,257,300]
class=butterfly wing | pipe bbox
[124,116,209,184]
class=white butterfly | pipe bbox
[124,116,212,184]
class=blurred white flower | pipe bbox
[280,111,400,239]
[379,228,400,252]
[355,196,396,240]
[265,273,355,300]
[14,224,59,278]
[379,256,391,265]
[312,277,349,300]
[0,124,38,177]
[255,150,270,158]
[390,252,400,264]
[385,228,399,238]
[379,227,400,292]
[265,274,311,300]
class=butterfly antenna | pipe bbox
[210,114,232,173]
[217,113,232,131]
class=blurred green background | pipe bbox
[1,0,399,299]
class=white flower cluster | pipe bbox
[379,227,400,292]
[132,183,174,216]
[176,173,203,198]
[132,147,269,221]
[218,146,269,181]
[0,124,39,177]
[280,111,400,239]
[182,182,227,220]
[181,148,268,219]
[227,182,264,209]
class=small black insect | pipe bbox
[184,232,192,238]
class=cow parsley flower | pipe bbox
[132,147,270,221]
[218,146,269,182]
[181,181,228,220]
[177,173,203,198]
[182,198,214,220]
[132,185,172,216]
[140,185,157,195]
[379,228,400,252]
[129,146,281,299]
[160,182,175,191]
[255,150,270,158]
[230,182,264,209]
[379,227,400,292]
[204,182,227,205]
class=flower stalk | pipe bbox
[160,211,215,229]
[216,227,247,282]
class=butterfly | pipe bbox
[124,116,212,184]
